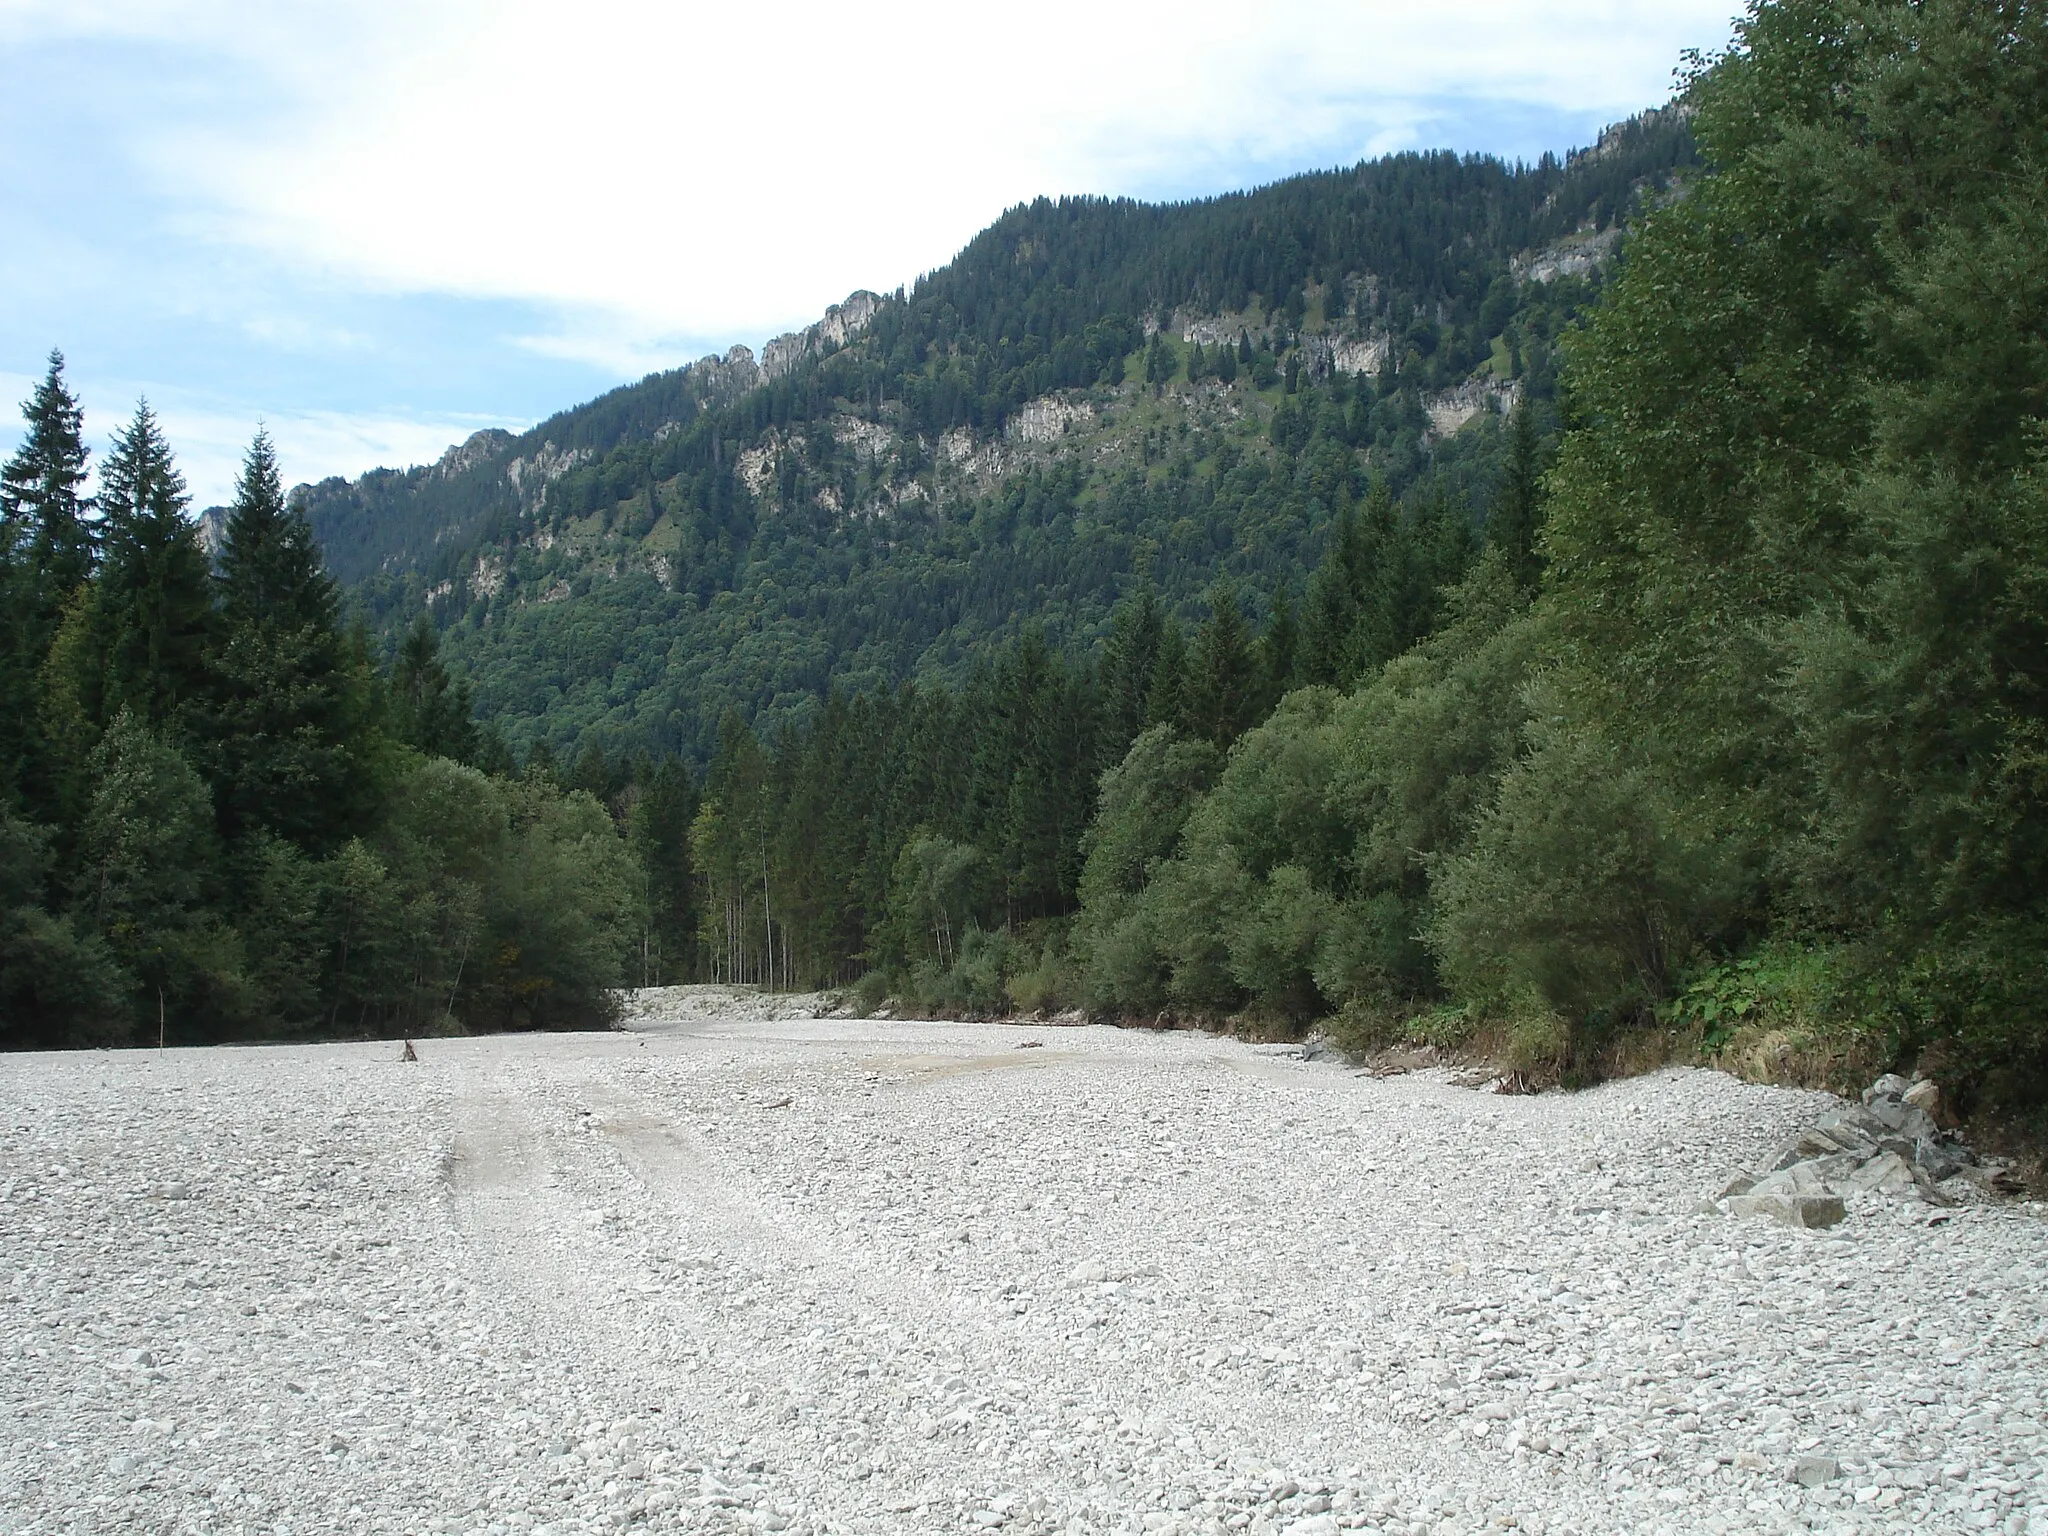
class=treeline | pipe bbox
[618,455,1512,1008]
[676,0,2048,1110]
[0,369,643,1047]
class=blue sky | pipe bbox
[1,1,1742,506]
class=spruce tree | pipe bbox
[1348,479,1415,676]
[1183,585,1260,748]
[73,711,243,1041]
[570,739,614,806]
[1102,585,1165,751]
[1,350,95,607]
[1299,503,1365,687]
[1144,619,1188,733]
[629,757,699,983]
[208,429,377,852]
[0,353,94,807]
[1145,333,1169,387]
[389,615,480,764]
[0,806,131,1047]
[1258,588,1299,707]
[90,401,214,736]
[1488,395,1544,590]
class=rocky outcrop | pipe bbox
[1297,332,1390,380]
[833,416,896,463]
[436,428,514,479]
[505,442,592,510]
[1425,378,1518,436]
[196,505,229,558]
[681,345,763,400]
[938,429,1008,480]
[1179,314,1264,348]
[1512,228,1621,284]
[1005,395,1092,444]
[1706,1073,2022,1227]
[735,441,777,498]
[472,550,507,600]
[762,291,884,381]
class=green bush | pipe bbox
[1004,936,1074,1014]
[1428,716,1738,1022]
[1847,918,2048,1111]
[0,808,131,1047]
[1071,727,1221,1012]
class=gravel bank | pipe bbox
[3,989,2044,1536]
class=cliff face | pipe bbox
[761,291,884,380]
[1512,228,1622,284]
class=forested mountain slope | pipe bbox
[304,111,1695,762]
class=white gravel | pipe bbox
[4,988,2045,1536]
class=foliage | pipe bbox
[0,351,94,808]
[0,807,130,1047]
[1514,0,2048,1099]
[1427,714,1738,1023]
[0,404,646,1048]
[208,431,386,852]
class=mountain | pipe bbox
[301,108,1696,762]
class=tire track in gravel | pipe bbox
[564,1063,1077,1524]
[445,1050,1053,1527]
[443,1062,713,1424]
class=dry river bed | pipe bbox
[2,989,2045,1536]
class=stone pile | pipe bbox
[1709,1072,2016,1227]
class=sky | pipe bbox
[1,0,1743,506]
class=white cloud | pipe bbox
[7,0,1741,363]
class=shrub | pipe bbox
[1428,716,1738,1022]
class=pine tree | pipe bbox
[0,353,95,807]
[1488,395,1545,590]
[389,616,480,764]
[90,402,215,736]
[1183,585,1260,748]
[1102,585,1165,752]
[0,350,94,606]
[208,429,378,852]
